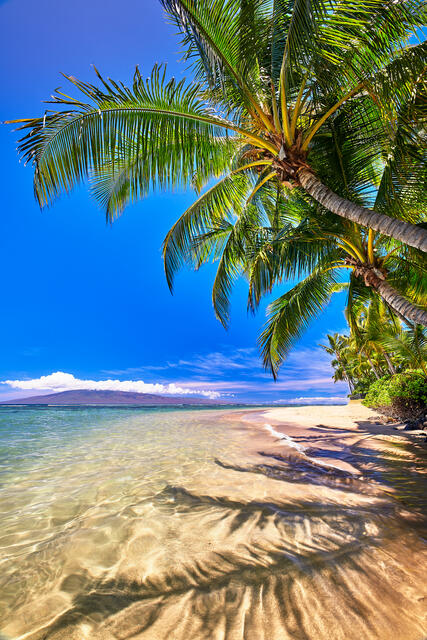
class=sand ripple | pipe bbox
[0,407,426,640]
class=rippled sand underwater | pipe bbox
[0,406,426,640]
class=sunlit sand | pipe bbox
[0,404,425,639]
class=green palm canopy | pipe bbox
[6,0,427,376]
[8,0,427,249]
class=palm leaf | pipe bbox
[211,206,261,326]
[90,134,240,219]
[162,171,251,290]
[259,267,339,377]
[161,0,272,122]
[10,65,272,209]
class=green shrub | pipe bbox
[363,370,427,420]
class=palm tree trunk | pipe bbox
[352,265,427,327]
[336,355,354,392]
[298,169,427,253]
[364,352,380,379]
[393,309,415,328]
[346,374,354,393]
[342,371,353,393]
[374,279,427,326]
[383,350,396,375]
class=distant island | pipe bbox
[0,389,231,406]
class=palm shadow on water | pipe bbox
[28,496,382,639]
[26,430,427,640]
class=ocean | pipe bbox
[0,406,426,639]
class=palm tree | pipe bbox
[7,0,427,252]
[189,181,426,375]
[348,355,378,393]
[320,333,355,393]
[381,324,427,376]
[161,155,425,375]
[338,344,380,390]
[347,300,397,377]
[326,320,426,390]
[258,214,426,375]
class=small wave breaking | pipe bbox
[263,423,356,474]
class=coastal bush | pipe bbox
[363,370,427,420]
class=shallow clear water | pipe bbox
[0,406,426,640]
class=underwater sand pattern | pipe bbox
[0,406,426,639]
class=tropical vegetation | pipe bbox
[7,0,427,378]
[322,322,427,393]
[321,306,427,419]
[362,370,427,420]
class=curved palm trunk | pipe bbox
[341,370,353,393]
[363,350,380,379]
[298,169,427,253]
[382,350,396,375]
[353,263,427,325]
[345,373,354,393]
[393,309,415,328]
[336,355,354,392]
[351,263,427,326]
[374,279,427,326]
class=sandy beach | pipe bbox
[1,404,426,640]
[227,401,427,477]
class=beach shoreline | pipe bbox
[2,403,426,639]
[223,401,426,479]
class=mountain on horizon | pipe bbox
[0,389,230,406]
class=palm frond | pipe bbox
[162,171,251,290]
[10,65,264,209]
[385,252,427,307]
[211,204,263,326]
[161,0,272,120]
[90,134,240,219]
[259,267,339,377]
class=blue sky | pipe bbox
[0,0,349,403]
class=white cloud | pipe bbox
[0,345,347,403]
[1,371,221,400]
[102,345,337,382]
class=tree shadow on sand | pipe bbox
[295,419,427,513]
[24,463,426,640]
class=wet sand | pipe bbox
[1,404,426,640]
[229,401,426,475]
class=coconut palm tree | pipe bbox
[164,160,425,375]
[325,335,380,392]
[257,211,427,375]
[325,319,426,389]
[320,333,355,392]
[380,324,427,376]
[347,299,398,376]
[7,0,427,252]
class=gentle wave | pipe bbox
[263,422,356,473]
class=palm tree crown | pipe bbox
[6,0,427,377]
[8,0,427,252]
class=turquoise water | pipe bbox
[0,406,426,640]
[0,406,254,639]
[0,405,246,481]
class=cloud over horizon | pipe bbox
[0,345,347,403]
[1,371,221,400]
